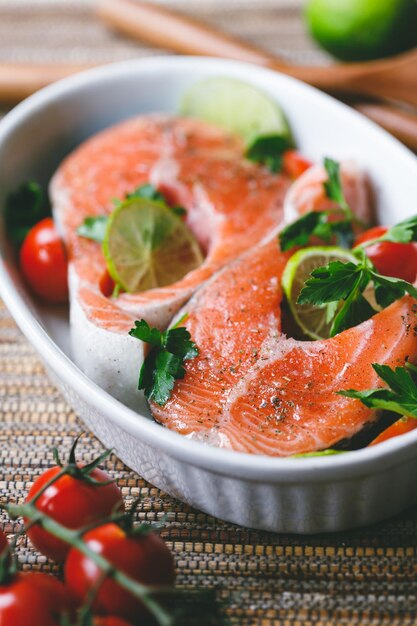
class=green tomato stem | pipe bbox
[7,502,173,626]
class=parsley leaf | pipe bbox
[278,157,360,252]
[6,181,50,247]
[171,205,187,217]
[331,290,375,336]
[297,260,363,306]
[76,216,108,243]
[77,184,186,243]
[382,217,417,243]
[126,183,165,202]
[129,319,199,406]
[297,259,376,335]
[279,211,355,251]
[323,157,350,212]
[127,184,187,216]
[338,363,417,419]
[315,217,355,249]
[371,271,417,308]
[142,351,183,405]
[131,319,166,347]
[297,248,417,337]
[279,212,324,250]
[246,134,290,173]
[165,326,199,360]
[357,215,417,248]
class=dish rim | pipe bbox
[1,55,417,482]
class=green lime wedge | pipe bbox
[282,246,357,340]
[180,77,291,146]
[103,198,204,294]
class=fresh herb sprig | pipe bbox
[279,157,356,251]
[323,157,350,212]
[357,215,417,248]
[279,211,355,250]
[338,362,417,419]
[76,215,108,243]
[246,134,291,173]
[298,248,417,336]
[126,183,186,217]
[129,317,198,406]
[6,181,50,247]
[77,184,186,243]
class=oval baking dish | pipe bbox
[1,57,417,533]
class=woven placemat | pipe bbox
[1,2,417,625]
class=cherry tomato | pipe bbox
[282,150,312,179]
[0,572,73,626]
[354,226,387,245]
[26,466,124,562]
[354,226,417,283]
[65,523,175,621]
[99,270,116,298]
[19,217,68,303]
[369,416,417,446]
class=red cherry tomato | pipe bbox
[19,217,68,303]
[99,270,116,297]
[0,572,73,626]
[65,523,175,621]
[282,150,312,179]
[354,226,417,283]
[26,466,124,562]
[369,416,417,446]
[354,226,388,245]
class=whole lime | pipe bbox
[305,0,417,61]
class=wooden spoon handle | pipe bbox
[97,0,281,69]
[97,0,417,108]
[0,63,92,103]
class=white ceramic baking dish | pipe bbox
[1,57,417,534]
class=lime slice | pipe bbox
[103,198,204,293]
[180,77,291,146]
[282,246,357,340]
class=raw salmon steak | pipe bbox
[284,161,373,224]
[152,239,417,456]
[50,115,290,408]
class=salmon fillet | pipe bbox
[152,239,417,456]
[284,161,373,224]
[50,115,290,408]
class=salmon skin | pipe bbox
[152,239,417,456]
[50,114,290,408]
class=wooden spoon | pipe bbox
[0,63,93,104]
[1,7,417,151]
[97,0,417,108]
